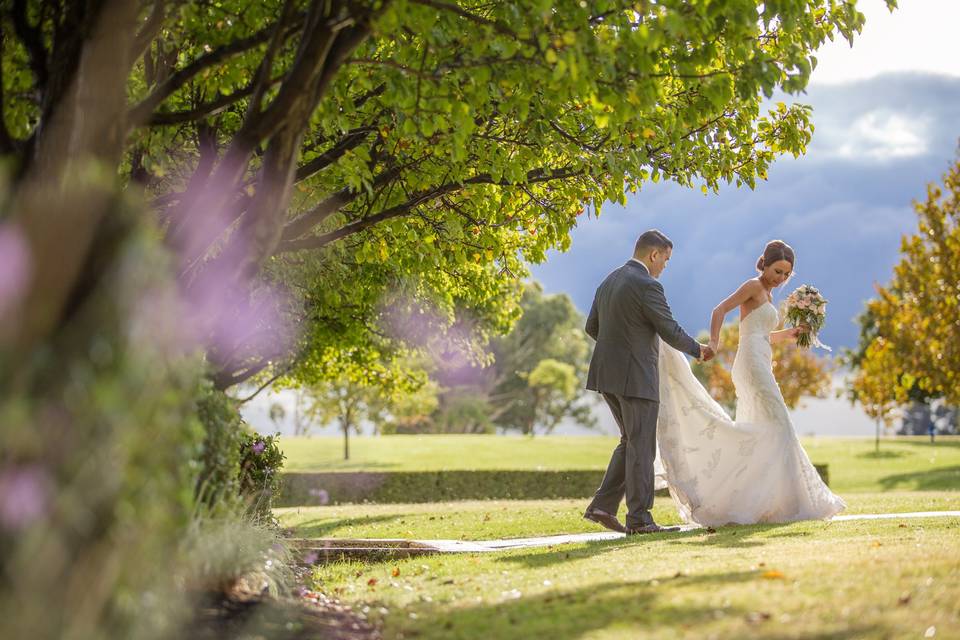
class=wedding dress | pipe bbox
[652,301,846,527]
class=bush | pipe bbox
[239,433,286,521]
[194,384,246,516]
[276,464,830,506]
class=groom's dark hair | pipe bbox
[634,229,673,257]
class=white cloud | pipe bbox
[811,0,960,85]
[829,111,930,160]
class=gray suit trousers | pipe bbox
[589,392,659,528]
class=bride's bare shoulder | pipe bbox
[738,279,763,295]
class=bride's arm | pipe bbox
[709,280,763,352]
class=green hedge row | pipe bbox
[277,464,829,506]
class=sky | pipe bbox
[242,1,960,438]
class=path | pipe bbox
[292,510,960,563]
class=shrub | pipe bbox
[239,433,286,521]
[194,384,246,516]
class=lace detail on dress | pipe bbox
[652,301,845,527]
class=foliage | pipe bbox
[692,322,832,414]
[526,358,581,434]
[0,223,207,640]
[844,152,960,420]
[195,384,247,515]
[487,282,595,434]
[279,469,613,505]
[279,463,825,505]
[177,509,294,598]
[238,432,287,520]
[301,374,390,458]
[429,389,496,434]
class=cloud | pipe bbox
[830,111,930,160]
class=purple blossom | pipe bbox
[308,488,330,505]
[303,551,319,565]
[252,440,266,455]
[0,465,52,531]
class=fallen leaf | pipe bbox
[898,592,912,605]
[758,562,766,567]
[899,523,908,528]
[367,578,378,587]
[871,541,883,547]
[392,567,401,577]
[761,570,785,580]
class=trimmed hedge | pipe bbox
[277,464,830,506]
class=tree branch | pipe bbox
[278,166,583,253]
[129,18,301,124]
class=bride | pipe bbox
[654,240,846,527]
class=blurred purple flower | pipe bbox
[0,465,52,531]
[303,551,319,565]
[129,175,301,362]
[252,440,266,455]
[0,224,32,319]
[308,488,330,505]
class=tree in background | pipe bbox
[303,376,384,460]
[844,150,960,429]
[486,283,595,434]
[691,322,832,415]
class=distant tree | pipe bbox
[486,283,595,434]
[268,402,286,431]
[692,321,832,415]
[303,377,385,460]
[432,389,497,434]
[844,150,960,422]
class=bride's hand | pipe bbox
[708,341,719,354]
[789,324,810,338]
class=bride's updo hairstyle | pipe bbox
[756,240,795,273]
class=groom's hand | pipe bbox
[698,343,716,362]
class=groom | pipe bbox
[583,230,714,535]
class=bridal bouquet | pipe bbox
[784,285,831,351]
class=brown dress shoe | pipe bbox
[625,522,682,535]
[583,507,626,533]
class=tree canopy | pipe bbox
[0,0,880,392]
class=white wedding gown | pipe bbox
[652,301,846,527]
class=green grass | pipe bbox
[278,493,960,541]
[308,515,960,639]
[281,435,960,493]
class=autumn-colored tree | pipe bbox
[692,321,833,415]
[845,150,960,420]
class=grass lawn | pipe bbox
[281,438,960,639]
[307,514,960,639]
[277,493,960,541]
[281,435,960,493]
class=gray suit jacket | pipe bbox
[585,260,701,401]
